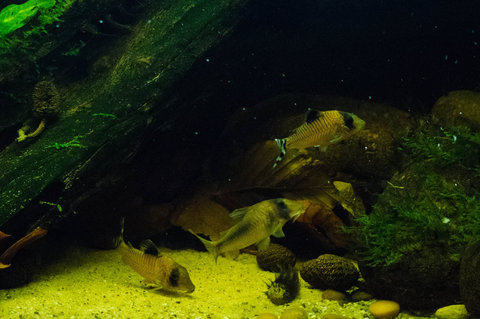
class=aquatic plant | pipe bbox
[399,124,480,171]
[45,136,85,150]
[0,0,56,38]
[0,0,74,47]
[265,264,299,305]
[352,123,480,266]
[0,0,75,82]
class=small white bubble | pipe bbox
[459,111,463,115]
[364,146,368,150]
[205,58,210,62]
[437,143,441,147]
[194,131,199,135]
[444,54,448,60]
[253,116,257,120]
[368,96,372,100]
[242,107,246,111]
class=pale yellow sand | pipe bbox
[0,245,433,318]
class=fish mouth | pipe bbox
[291,200,310,221]
[291,210,304,222]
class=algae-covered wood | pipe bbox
[0,0,248,227]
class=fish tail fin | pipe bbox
[188,229,219,262]
[115,217,127,248]
[273,138,287,168]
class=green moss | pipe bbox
[399,125,480,170]
[0,0,56,38]
[0,0,75,76]
[352,123,480,266]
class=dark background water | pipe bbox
[181,0,480,115]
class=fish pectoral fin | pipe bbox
[229,207,249,221]
[272,226,285,238]
[224,250,240,260]
[329,135,343,144]
[139,239,159,256]
[256,237,271,250]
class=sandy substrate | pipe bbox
[0,245,433,318]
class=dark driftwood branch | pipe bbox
[0,227,47,268]
[0,0,249,229]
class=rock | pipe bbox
[434,304,469,319]
[280,307,308,319]
[432,90,480,130]
[321,289,347,303]
[369,300,400,319]
[300,254,359,291]
[257,244,296,272]
[459,240,480,316]
[322,315,350,319]
[350,290,373,301]
[266,265,300,305]
[359,240,460,311]
[295,198,352,250]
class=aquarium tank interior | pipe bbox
[0,0,480,318]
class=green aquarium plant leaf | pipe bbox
[0,0,56,37]
[350,123,480,266]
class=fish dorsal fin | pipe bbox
[140,239,159,256]
[305,108,320,124]
[229,207,250,222]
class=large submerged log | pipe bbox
[0,0,249,231]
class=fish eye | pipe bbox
[344,114,354,129]
[169,268,180,286]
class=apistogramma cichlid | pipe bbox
[273,109,365,167]
[118,219,195,293]
[189,198,308,262]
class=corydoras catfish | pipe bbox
[189,198,308,262]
